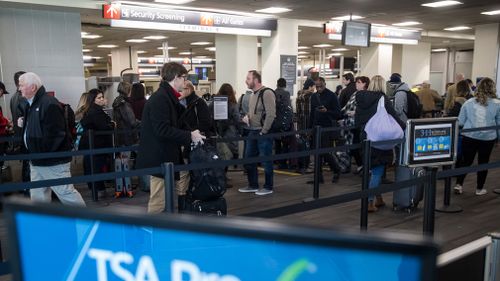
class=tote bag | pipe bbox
[364,97,404,150]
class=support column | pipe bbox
[215,34,258,98]
[401,42,431,86]
[472,23,500,85]
[111,47,139,77]
[359,43,393,80]
[261,19,299,96]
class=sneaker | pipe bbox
[238,187,258,193]
[354,166,363,174]
[475,189,487,196]
[453,184,463,194]
[255,188,273,196]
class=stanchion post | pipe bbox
[162,162,175,213]
[360,140,371,230]
[436,165,462,213]
[313,126,322,200]
[89,129,98,202]
[423,167,438,236]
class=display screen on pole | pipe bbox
[5,201,437,281]
[342,21,371,47]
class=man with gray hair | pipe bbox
[18,72,85,206]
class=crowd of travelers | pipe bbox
[0,63,499,214]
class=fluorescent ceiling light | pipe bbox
[205,47,216,51]
[444,26,471,31]
[143,35,168,40]
[331,48,349,51]
[154,0,196,4]
[83,56,103,60]
[297,51,309,55]
[81,32,88,36]
[421,1,462,8]
[82,49,92,53]
[82,34,102,39]
[313,44,332,48]
[255,7,291,14]
[297,55,309,59]
[179,51,193,55]
[126,39,149,43]
[190,41,212,46]
[93,56,103,60]
[329,53,342,56]
[194,56,208,59]
[392,21,422,26]
[98,44,118,48]
[298,46,310,50]
[481,10,500,16]
[136,50,147,54]
[157,46,177,50]
[332,15,364,20]
[432,48,447,52]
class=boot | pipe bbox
[375,195,386,207]
[178,195,188,213]
[368,201,378,212]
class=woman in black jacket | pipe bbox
[355,75,405,212]
[79,89,114,192]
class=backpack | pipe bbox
[255,88,293,133]
[188,143,226,201]
[73,122,84,150]
[395,89,423,119]
[62,104,76,141]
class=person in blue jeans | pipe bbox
[238,70,276,196]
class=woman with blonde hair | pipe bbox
[453,77,500,196]
[75,92,90,121]
[355,75,405,212]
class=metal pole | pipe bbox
[423,167,438,236]
[436,165,463,213]
[360,140,371,230]
[313,125,322,199]
[162,162,175,213]
[89,129,98,202]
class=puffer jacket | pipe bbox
[112,95,140,146]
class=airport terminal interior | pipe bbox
[0,0,500,280]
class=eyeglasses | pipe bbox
[179,75,187,80]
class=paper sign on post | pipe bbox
[213,96,228,120]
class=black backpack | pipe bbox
[394,89,423,119]
[62,103,76,141]
[188,143,226,201]
[255,88,293,133]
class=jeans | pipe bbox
[244,130,273,189]
[369,165,385,201]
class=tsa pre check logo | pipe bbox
[276,259,317,281]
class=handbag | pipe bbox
[364,97,404,150]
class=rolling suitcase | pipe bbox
[188,197,227,216]
[392,166,425,213]
[114,153,133,198]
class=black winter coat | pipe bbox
[79,103,114,150]
[355,91,405,167]
[338,82,357,109]
[136,81,191,178]
[178,92,212,136]
[112,95,140,146]
[23,86,72,166]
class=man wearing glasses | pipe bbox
[137,62,205,213]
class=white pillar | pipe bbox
[215,34,258,98]
[111,47,139,77]
[359,43,393,80]
[472,23,500,84]
[0,7,85,114]
[401,42,431,87]
[261,18,299,96]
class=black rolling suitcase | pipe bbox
[392,166,425,213]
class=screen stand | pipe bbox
[435,165,463,213]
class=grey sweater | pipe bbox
[248,87,276,134]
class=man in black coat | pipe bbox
[136,62,205,214]
[19,72,85,206]
[338,73,356,109]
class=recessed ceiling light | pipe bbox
[179,51,193,55]
[298,46,310,50]
[392,21,422,26]
[255,7,292,14]
[481,10,500,16]
[421,1,462,8]
[126,39,149,43]
[195,56,208,59]
[82,49,92,53]
[298,55,309,59]
[298,51,309,55]
[432,48,447,52]
[83,55,92,60]
[190,41,212,46]
[157,46,177,50]
[107,54,112,57]
[313,44,333,48]
[444,26,471,31]
[81,32,88,36]
[331,48,349,51]
[143,35,168,40]
[136,50,147,54]
[82,34,102,39]
[154,0,196,4]
[329,53,342,56]
[205,47,216,51]
[332,15,364,21]
[98,44,118,48]
[92,56,103,60]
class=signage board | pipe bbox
[104,4,277,37]
[213,96,228,120]
[280,55,297,96]
[6,201,437,281]
[403,118,458,167]
[325,21,421,45]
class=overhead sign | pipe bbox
[325,21,421,45]
[103,3,277,37]
[280,55,297,96]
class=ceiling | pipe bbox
[8,0,497,69]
